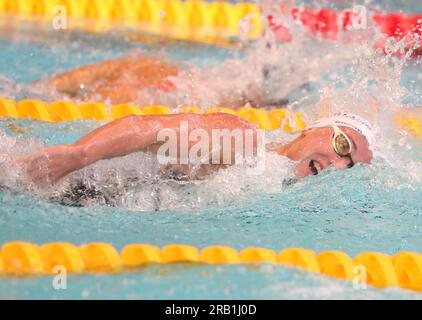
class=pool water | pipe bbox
[0,1,421,299]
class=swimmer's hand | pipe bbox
[16,145,85,187]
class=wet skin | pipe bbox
[47,56,282,108]
[16,113,373,187]
[277,126,373,178]
[50,57,179,104]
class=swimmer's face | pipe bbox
[283,127,373,178]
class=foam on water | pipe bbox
[0,0,421,300]
[0,2,420,213]
[0,139,296,211]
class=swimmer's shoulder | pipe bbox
[133,112,257,130]
[203,112,258,130]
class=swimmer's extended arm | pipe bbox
[50,57,178,101]
[17,115,178,186]
[75,115,171,166]
[17,113,255,186]
[50,60,123,96]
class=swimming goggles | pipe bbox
[332,125,355,168]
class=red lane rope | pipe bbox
[267,7,422,56]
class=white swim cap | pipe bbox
[307,113,374,148]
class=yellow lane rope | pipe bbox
[0,0,264,44]
[0,98,307,132]
[1,98,421,137]
[1,242,421,292]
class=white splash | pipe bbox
[0,2,420,211]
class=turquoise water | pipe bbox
[0,2,422,299]
[2,265,421,300]
[0,33,238,84]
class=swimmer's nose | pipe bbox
[330,157,351,170]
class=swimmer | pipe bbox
[43,55,292,108]
[16,112,373,187]
[49,56,179,105]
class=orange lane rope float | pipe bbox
[0,98,307,133]
[0,0,420,52]
[1,98,421,137]
[1,242,421,292]
[0,0,264,43]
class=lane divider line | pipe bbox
[1,241,421,292]
[0,98,308,133]
[0,0,420,52]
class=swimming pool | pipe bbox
[0,0,421,299]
